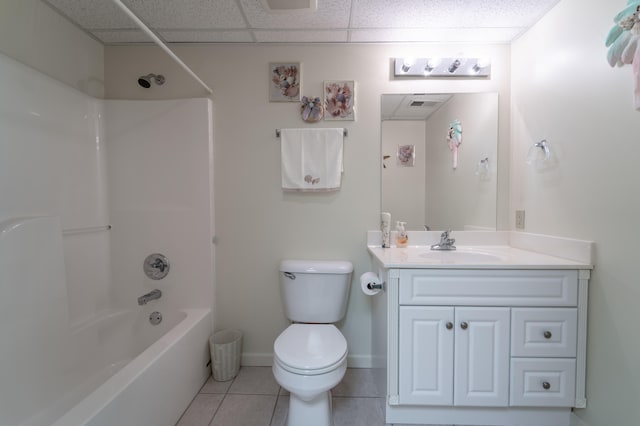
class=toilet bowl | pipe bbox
[273,260,353,426]
[273,324,347,426]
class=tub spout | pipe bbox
[138,289,162,305]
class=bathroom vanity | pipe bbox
[367,231,593,426]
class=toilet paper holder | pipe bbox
[366,282,383,290]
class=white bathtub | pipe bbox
[48,308,212,426]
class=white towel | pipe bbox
[281,128,344,191]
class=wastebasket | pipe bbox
[210,329,242,381]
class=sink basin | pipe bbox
[419,249,504,263]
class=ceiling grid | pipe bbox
[43,0,560,44]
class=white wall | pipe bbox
[382,120,426,230]
[105,43,511,365]
[425,93,498,230]
[511,0,640,424]
[0,0,104,97]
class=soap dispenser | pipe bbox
[396,221,408,248]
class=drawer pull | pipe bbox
[542,381,551,390]
[544,331,552,339]
[460,321,468,330]
[446,322,453,330]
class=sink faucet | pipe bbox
[138,289,162,305]
[430,230,456,251]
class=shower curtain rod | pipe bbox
[110,0,213,95]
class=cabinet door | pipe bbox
[399,306,454,405]
[454,307,510,406]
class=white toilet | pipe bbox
[273,259,353,426]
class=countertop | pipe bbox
[367,245,593,269]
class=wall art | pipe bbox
[300,96,323,122]
[397,144,415,167]
[270,62,301,102]
[323,80,355,120]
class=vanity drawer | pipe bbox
[399,269,578,306]
[511,308,577,357]
[510,358,576,407]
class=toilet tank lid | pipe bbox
[280,260,353,274]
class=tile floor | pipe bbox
[176,366,404,426]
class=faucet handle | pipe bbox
[143,253,170,280]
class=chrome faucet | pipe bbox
[430,230,456,251]
[138,289,162,305]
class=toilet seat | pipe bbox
[274,324,347,376]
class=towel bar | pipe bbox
[62,225,112,235]
[276,128,348,138]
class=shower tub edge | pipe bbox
[53,308,212,426]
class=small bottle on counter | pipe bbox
[396,221,408,248]
[381,212,391,248]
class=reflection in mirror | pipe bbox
[381,93,498,231]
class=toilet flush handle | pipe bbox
[284,272,296,280]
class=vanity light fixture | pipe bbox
[423,58,439,75]
[472,58,491,74]
[401,57,414,72]
[448,59,461,73]
[394,57,491,78]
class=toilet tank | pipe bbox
[279,260,353,323]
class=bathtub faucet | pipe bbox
[138,289,162,305]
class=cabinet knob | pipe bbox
[542,381,551,390]
[544,331,552,339]
[446,322,453,330]
[460,322,468,330]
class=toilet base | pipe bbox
[287,390,332,426]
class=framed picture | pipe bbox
[269,62,301,102]
[397,144,415,167]
[323,80,355,120]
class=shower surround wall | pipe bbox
[0,51,214,426]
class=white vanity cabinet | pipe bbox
[399,305,510,406]
[381,267,590,426]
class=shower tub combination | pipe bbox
[0,217,212,426]
[52,308,212,426]
[1,50,215,426]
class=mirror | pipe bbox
[381,92,498,231]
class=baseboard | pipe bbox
[570,412,589,426]
[346,354,372,368]
[241,353,273,366]
[240,353,373,368]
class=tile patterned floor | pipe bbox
[176,367,397,426]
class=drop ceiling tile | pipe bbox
[125,0,247,29]
[45,0,137,29]
[44,0,560,44]
[91,30,154,44]
[351,0,560,29]
[159,30,255,43]
[350,27,523,43]
[254,30,348,43]
[239,0,350,29]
